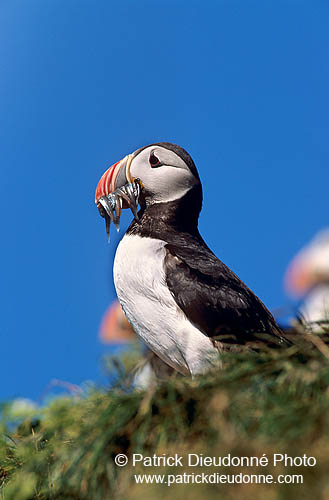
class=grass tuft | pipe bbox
[1,327,329,499]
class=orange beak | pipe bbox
[95,153,141,238]
[95,154,134,204]
[284,256,314,297]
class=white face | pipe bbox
[129,146,199,204]
[302,230,329,278]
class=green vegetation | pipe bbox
[1,329,329,499]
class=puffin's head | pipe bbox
[284,229,329,297]
[95,142,201,235]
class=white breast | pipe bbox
[300,285,329,331]
[113,234,220,376]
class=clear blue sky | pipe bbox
[1,1,328,401]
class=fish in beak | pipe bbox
[95,154,141,239]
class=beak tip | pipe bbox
[96,155,139,238]
[95,159,125,206]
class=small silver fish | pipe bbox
[97,180,141,240]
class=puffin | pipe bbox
[285,228,329,331]
[95,142,288,376]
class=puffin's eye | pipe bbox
[149,151,161,168]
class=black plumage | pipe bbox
[164,243,284,346]
[127,175,287,349]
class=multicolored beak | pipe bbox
[284,257,314,297]
[95,154,141,239]
[95,154,134,204]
